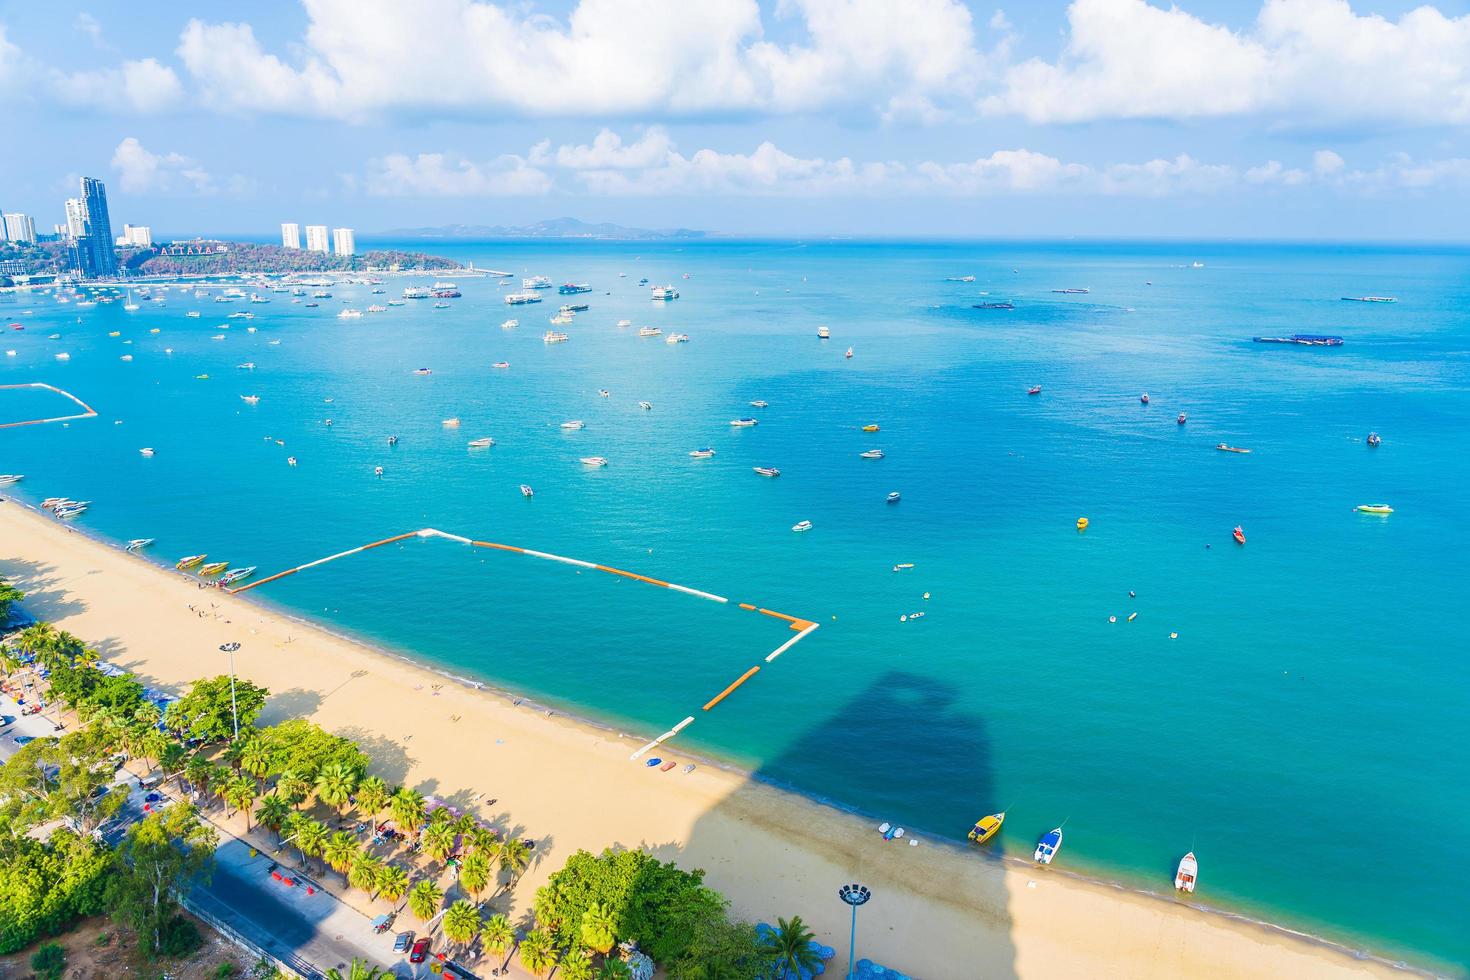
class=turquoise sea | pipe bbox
[2,240,1468,974]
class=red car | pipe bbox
[409,938,431,963]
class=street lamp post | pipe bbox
[219,642,241,739]
[837,882,871,980]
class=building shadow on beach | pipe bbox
[668,670,1018,980]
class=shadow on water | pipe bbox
[673,670,1017,980]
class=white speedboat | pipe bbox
[560,420,585,430]
[753,466,780,477]
[817,325,831,339]
[442,417,460,427]
[579,456,608,467]
[492,362,510,369]
[126,538,154,551]
[638,401,653,410]
[520,484,534,497]
[616,319,632,328]
[689,448,716,459]
[139,448,156,457]
[730,418,758,427]
[240,395,260,405]
[468,437,495,448]
[860,449,885,459]
[501,319,519,329]
[791,520,813,532]
[1175,852,1198,893]
[219,566,257,586]
[186,311,201,318]
[0,474,22,486]
[598,389,610,398]
[1035,828,1063,864]
[750,400,769,408]
[238,362,256,370]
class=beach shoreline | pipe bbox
[0,498,1443,979]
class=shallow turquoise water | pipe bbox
[3,240,1468,972]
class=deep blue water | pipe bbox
[3,240,1468,973]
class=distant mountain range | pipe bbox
[376,217,707,241]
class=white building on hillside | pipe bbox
[305,225,329,253]
[281,222,300,249]
[332,227,355,257]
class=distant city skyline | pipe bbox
[2,2,1469,240]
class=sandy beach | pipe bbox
[0,498,1418,979]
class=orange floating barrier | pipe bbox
[703,666,760,711]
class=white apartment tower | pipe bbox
[2,213,37,243]
[332,227,355,257]
[64,199,87,240]
[281,222,300,249]
[304,225,330,253]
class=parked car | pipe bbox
[0,715,15,727]
[409,937,431,963]
[14,735,35,745]
[393,931,415,954]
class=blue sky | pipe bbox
[2,0,1469,239]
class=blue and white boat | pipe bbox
[219,566,257,586]
[1034,828,1063,864]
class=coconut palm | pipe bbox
[290,815,329,872]
[580,901,618,956]
[458,850,491,902]
[225,775,257,828]
[481,913,515,962]
[422,820,456,865]
[314,761,358,815]
[375,864,410,905]
[257,794,292,843]
[595,961,632,980]
[355,775,389,823]
[559,947,596,980]
[390,787,425,837]
[240,737,274,789]
[133,701,162,729]
[276,770,311,809]
[760,916,821,976]
[408,878,443,922]
[463,825,499,855]
[498,837,531,889]
[138,728,170,771]
[159,741,188,785]
[323,831,360,884]
[183,754,212,794]
[518,929,557,978]
[324,960,387,980]
[349,851,384,894]
[442,899,481,952]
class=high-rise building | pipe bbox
[332,227,355,257]
[117,224,152,247]
[305,225,330,253]
[281,222,301,249]
[64,199,87,240]
[78,177,118,277]
[2,213,37,244]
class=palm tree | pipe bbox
[276,770,311,809]
[183,754,212,795]
[374,864,410,906]
[314,761,358,816]
[481,913,515,963]
[225,775,257,829]
[12,622,62,664]
[463,825,499,855]
[390,787,426,837]
[498,837,531,889]
[760,915,821,976]
[518,929,557,978]
[323,831,360,884]
[240,738,274,790]
[290,815,329,872]
[458,850,491,902]
[349,852,384,894]
[559,947,595,980]
[356,775,390,824]
[407,878,443,922]
[257,794,293,843]
[580,901,617,956]
[442,899,481,953]
[422,820,456,865]
[139,728,170,772]
[595,960,632,980]
[159,741,188,786]
[324,959,387,980]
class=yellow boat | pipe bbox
[968,812,1005,844]
[199,561,229,575]
[175,554,206,570]
[1355,504,1394,514]
[862,424,880,432]
[1076,517,1089,530]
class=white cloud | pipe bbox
[172,0,985,120]
[915,149,1092,193]
[0,24,24,88]
[52,58,183,113]
[110,137,215,194]
[75,13,109,50]
[987,0,1470,125]
[363,153,552,196]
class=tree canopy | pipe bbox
[105,804,217,956]
[0,831,109,954]
[164,675,268,742]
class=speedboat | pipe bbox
[55,505,88,519]
[125,538,154,551]
[860,449,885,459]
[1140,392,1150,404]
[176,554,207,570]
[689,448,716,459]
[791,520,813,532]
[638,326,662,337]
[240,395,260,405]
[139,448,156,457]
[1355,503,1394,514]
[199,561,229,576]
[560,420,585,430]
[862,424,880,432]
[413,368,432,375]
[468,438,495,448]
[892,563,915,572]
[887,492,901,504]
[1232,525,1246,545]
[750,400,769,408]
[817,326,830,339]
[598,389,610,398]
[639,401,653,410]
[1034,828,1063,864]
[186,311,201,318]
[1175,852,1198,893]
[492,361,510,369]
[616,319,632,328]
[968,812,1005,845]
[730,418,758,427]
[442,418,460,427]
[1027,385,1041,395]
[0,474,22,486]
[219,566,257,586]
[237,362,256,370]
[501,319,519,329]
[387,435,399,446]
[1177,412,1187,425]
[753,466,780,477]
[520,484,534,497]
[1366,432,1381,447]
[1216,444,1251,454]
[579,456,608,467]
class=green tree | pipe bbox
[257,794,293,842]
[164,675,268,743]
[224,776,257,829]
[239,738,274,789]
[459,850,491,902]
[288,815,328,871]
[29,942,65,980]
[499,837,531,889]
[257,719,368,785]
[0,830,109,954]
[389,787,425,837]
[759,916,821,977]
[349,851,384,894]
[275,771,311,809]
[105,804,216,955]
[374,864,409,905]
[481,913,515,961]
[407,878,443,922]
[313,761,357,815]
[0,728,125,835]
[669,918,765,980]
[463,825,499,855]
[322,831,360,884]
[596,961,633,980]
[422,820,456,864]
[355,775,389,823]
[324,959,387,980]
[518,928,557,978]
[441,899,481,952]
[0,576,23,625]
[580,901,618,955]
[183,755,213,795]
[560,947,596,980]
